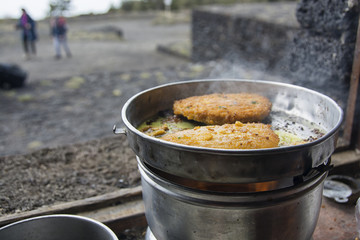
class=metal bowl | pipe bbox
[0,214,118,240]
[119,79,343,183]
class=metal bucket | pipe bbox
[0,214,118,240]
[138,158,327,240]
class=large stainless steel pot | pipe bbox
[138,158,326,240]
[118,79,343,183]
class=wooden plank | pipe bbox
[79,197,145,223]
[78,198,147,233]
[0,185,142,227]
[343,13,360,146]
[331,150,360,166]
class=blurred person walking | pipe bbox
[51,16,72,59]
[16,8,37,60]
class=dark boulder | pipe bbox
[0,64,27,89]
[296,0,358,42]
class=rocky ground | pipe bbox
[0,55,288,213]
[1,5,357,240]
[0,8,291,207]
[0,8,309,239]
[0,11,190,156]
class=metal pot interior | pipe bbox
[121,79,343,183]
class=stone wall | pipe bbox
[296,0,358,38]
[287,0,359,105]
[192,9,233,61]
[192,2,299,68]
[191,1,359,108]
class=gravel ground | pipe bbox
[0,6,341,240]
[0,57,290,213]
[0,11,191,82]
[0,5,356,240]
[0,11,191,157]
[0,9,292,212]
[0,61,291,157]
[0,9,298,240]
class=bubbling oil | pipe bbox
[138,110,325,147]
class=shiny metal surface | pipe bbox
[138,159,326,240]
[145,227,158,240]
[121,79,343,183]
[0,214,118,240]
[323,175,360,203]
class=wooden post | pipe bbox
[343,13,360,150]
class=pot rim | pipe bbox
[122,79,343,154]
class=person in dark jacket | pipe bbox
[51,16,72,59]
[16,8,37,60]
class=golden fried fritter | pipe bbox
[161,121,279,149]
[173,93,272,125]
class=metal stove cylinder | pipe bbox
[138,158,327,240]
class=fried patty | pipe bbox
[161,121,279,149]
[173,93,272,125]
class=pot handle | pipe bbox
[113,124,127,135]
